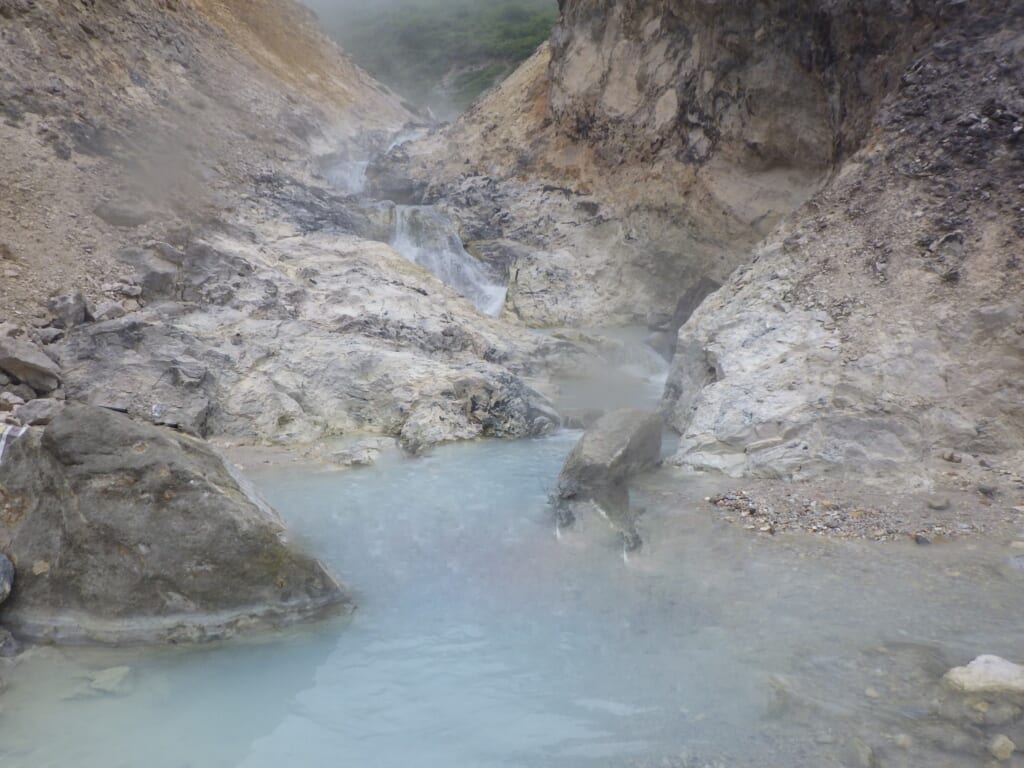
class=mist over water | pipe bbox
[3,350,1024,767]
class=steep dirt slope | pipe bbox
[0,0,406,321]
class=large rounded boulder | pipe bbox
[0,403,347,643]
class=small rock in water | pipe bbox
[35,327,64,345]
[66,666,134,699]
[988,734,1015,761]
[914,533,931,545]
[945,656,1024,694]
[840,736,876,768]
[328,438,392,468]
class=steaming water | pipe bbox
[391,205,507,316]
[2,344,1023,767]
[323,158,369,195]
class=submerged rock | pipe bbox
[13,398,62,426]
[989,734,1016,762]
[554,408,662,549]
[0,403,347,643]
[944,656,1024,695]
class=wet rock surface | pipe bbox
[0,403,347,643]
[0,335,60,395]
[554,408,662,549]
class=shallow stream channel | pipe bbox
[2,140,1023,768]
[2,340,1023,768]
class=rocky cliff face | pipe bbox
[0,404,346,643]
[372,0,958,325]
[0,0,588,451]
[378,0,1023,483]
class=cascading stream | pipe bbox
[320,128,507,317]
[389,205,507,316]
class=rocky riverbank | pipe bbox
[375,0,1024,493]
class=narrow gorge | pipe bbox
[0,0,1022,766]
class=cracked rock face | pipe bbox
[0,404,347,643]
[53,230,566,449]
[370,0,952,327]
[664,1,1024,482]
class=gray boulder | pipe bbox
[0,392,24,411]
[47,290,94,329]
[554,408,662,549]
[0,403,347,643]
[13,398,62,426]
[0,336,61,393]
[93,301,127,322]
[0,627,20,657]
[0,553,13,604]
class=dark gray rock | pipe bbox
[554,408,663,550]
[0,335,61,393]
[35,327,64,345]
[0,403,348,643]
[47,290,94,329]
[0,553,13,605]
[13,398,62,426]
[116,247,180,302]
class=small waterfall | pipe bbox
[390,205,507,316]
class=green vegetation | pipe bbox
[312,0,557,117]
